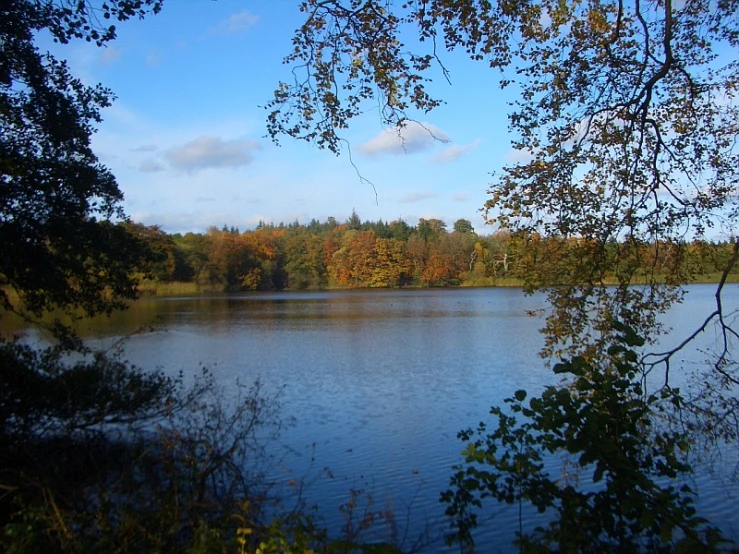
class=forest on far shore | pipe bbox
[125,211,739,294]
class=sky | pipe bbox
[42,1,522,235]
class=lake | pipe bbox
[5,286,739,551]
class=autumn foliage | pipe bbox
[125,216,739,294]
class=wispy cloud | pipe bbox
[452,193,469,202]
[358,121,450,157]
[399,192,438,204]
[166,136,261,173]
[146,50,163,67]
[130,210,247,233]
[431,139,481,164]
[209,10,259,35]
[130,144,158,153]
[139,159,165,173]
[506,148,535,163]
[100,45,122,64]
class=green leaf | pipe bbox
[553,361,570,374]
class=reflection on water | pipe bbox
[3,286,738,551]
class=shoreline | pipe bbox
[137,273,739,298]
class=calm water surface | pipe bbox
[6,286,739,551]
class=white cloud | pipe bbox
[399,192,438,204]
[452,193,469,202]
[166,136,261,173]
[357,121,450,157]
[209,10,259,35]
[99,45,122,64]
[139,159,165,173]
[431,138,481,164]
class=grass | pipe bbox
[491,276,525,287]
[688,272,739,284]
[136,280,203,297]
[136,272,739,298]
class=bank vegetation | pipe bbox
[123,216,739,296]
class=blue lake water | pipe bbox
[5,285,738,551]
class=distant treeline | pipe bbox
[123,212,739,293]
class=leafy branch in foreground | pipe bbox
[442,323,729,553]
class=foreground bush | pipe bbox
[442,323,731,553]
[0,338,296,552]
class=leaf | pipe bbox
[553,361,570,374]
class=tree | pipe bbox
[1,0,163,338]
[121,222,193,282]
[417,218,447,243]
[442,324,727,551]
[370,237,412,287]
[486,230,513,277]
[0,3,288,550]
[328,229,378,286]
[283,231,327,289]
[347,208,362,230]
[448,222,478,274]
[269,0,739,547]
[388,219,412,242]
[453,219,474,235]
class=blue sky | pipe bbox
[45,1,521,234]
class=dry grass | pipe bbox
[136,280,202,297]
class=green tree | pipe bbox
[453,219,474,235]
[388,219,412,242]
[0,1,167,336]
[283,231,328,289]
[447,224,477,275]
[416,218,447,244]
[175,231,214,286]
[347,208,362,230]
